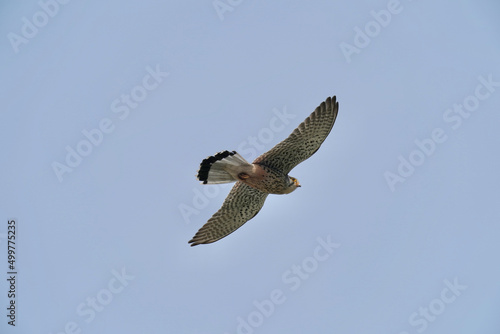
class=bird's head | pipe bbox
[285,176,301,193]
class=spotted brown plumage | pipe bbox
[253,96,338,175]
[189,95,339,246]
[188,182,268,246]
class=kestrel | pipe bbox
[188,95,339,246]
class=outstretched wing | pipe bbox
[253,95,338,175]
[188,182,269,246]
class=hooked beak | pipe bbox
[295,180,301,187]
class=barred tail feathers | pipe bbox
[197,150,251,184]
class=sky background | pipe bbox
[1,0,500,333]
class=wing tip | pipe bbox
[188,231,218,246]
[188,237,204,247]
[188,232,208,246]
[326,94,338,110]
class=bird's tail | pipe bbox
[197,150,251,184]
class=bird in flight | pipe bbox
[189,95,339,246]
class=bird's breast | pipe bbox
[239,164,290,194]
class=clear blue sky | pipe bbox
[1,1,500,333]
